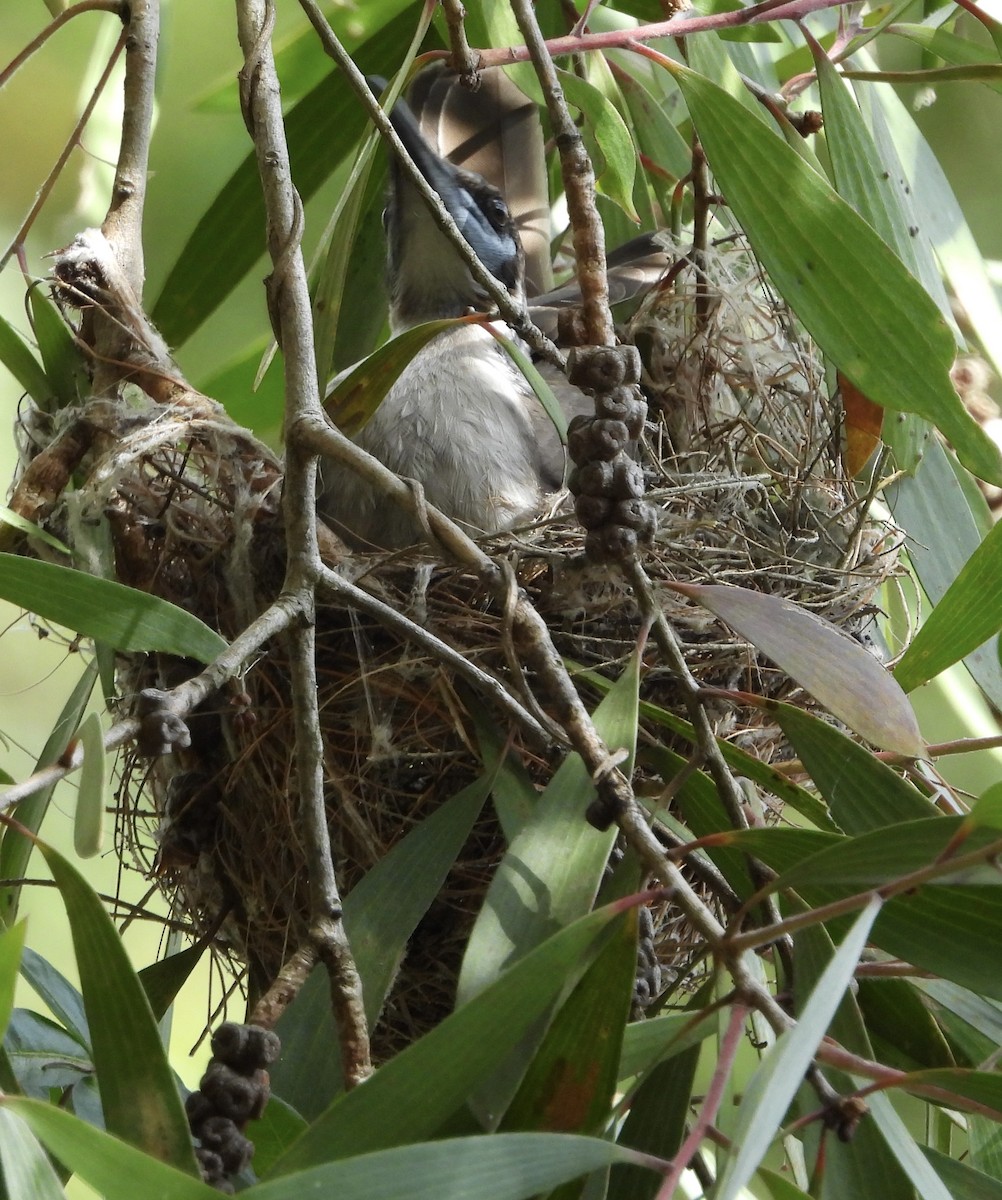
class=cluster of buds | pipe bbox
[186,1022,281,1192]
[565,345,656,561]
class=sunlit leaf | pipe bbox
[558,69,638,221]
[895,516,1002,692]
[458,651,640,1006]
[715,899,882,1200]
[0,922,26,1043]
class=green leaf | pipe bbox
[771,703,937,834]
[0,312,52,409]
[895,515,1002,692]
[618,1008,717,1086]
[73,711,105,859]
[0,1107,67,1200]
[138,942,209,1023]
[715,898,882,1200]
[0,923,26,1043]
[0,555,227,663]
[3,1098,213,1200]
[669,582,924,756]
[867,1089,953,1200]
[0,507,71,556]
[37,841,197,1173]
[888,23,1002,93]
[668,63,1002,485]
[151,5,436,348]
[324,318,469,436]
[258,1133,654,1200]
[922,1148,1002,1200]
[887,438,1002,709]
[502,910,636,1134]
[269,901,628,1173]
[27,289,80,410]
[558,69,638,221]
[458,651,639,1006]
[608,1045,701,1200]
[487,327,569,450]
[19,946,89,1045]
[0,660,98,925]
[272,773,491,1119]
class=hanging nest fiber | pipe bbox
[9,234,900,1056]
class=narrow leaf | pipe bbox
[4,1098,213,1200]
[558,70,638,220]
[771,703,937,834]
[0,660,98,925]
[0,923,26,1043]
[28,289,80,409]
[715,898,882,1200]
[257,1133,653,1200]
[38,841,198,1173]
[922,1148,1002,1200]
[0,507,71,555]
[0,554,226,663]
[895,516,1002,692]
[0,1107,67,1200]
[324,318,468,436]
[0,312,52,408]
[269,903,626,1173]
[867,1089,954,1200]
[19,946,89,1046]
[458,651,640,1005]
[670,581,924,755]
[502,911,636,1134]
[272,773,491,1118]
[74,711,105,859]
[138,942,209,1023]
[668,63,1002,485]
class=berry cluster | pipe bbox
[566,345,656,561]
[186,1022,281,1192]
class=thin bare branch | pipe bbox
[441,0,481,84]
[0,33,126,274]
[509,0,614,347]
[235,0,371,1087]
[0,0,123,91]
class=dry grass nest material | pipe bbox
[12,239,900,1053]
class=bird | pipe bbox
[318,68,663,551]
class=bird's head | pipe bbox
[379,87,526,331]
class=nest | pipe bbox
[11,238,899,1056]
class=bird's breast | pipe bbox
[321,325,564,549]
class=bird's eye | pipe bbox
[482,195,509,233]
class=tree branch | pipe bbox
[235,0,371,1087]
